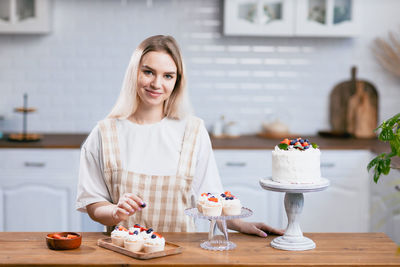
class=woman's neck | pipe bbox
[129,105,165,125]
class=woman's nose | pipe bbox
[150,75,162,89]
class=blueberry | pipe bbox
[151,234,156,239]
[225,197,229,200]
[140,203,146,208]
[146,228,153,234]
[229,197,234,200]
[304,146,309,149]
[300,139,304,144]
[221,193,226,197]
[290,140,296,145]
[134,230,138,235]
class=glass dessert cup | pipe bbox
[185,207,253,251]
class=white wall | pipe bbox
[0,0,399,134]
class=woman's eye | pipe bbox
[165,74,173,79]
[144,70,153,75]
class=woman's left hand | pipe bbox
[227,219,285,237]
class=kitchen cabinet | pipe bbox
[224,0,359,37]
[370,168,400,244]
[210,149,371,233]
[210,150,285,232]
[0,0,50,34]
[0,149,103,232]
[224,0,295,36]
[295,0,359,37]
[300,150,371,232]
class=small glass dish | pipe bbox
[46,232,82,250]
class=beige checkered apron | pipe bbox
[98,116,201,232]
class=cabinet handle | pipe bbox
[320,162,335,168]
[226,162,247,167]
[24,162,46,167]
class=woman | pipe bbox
[76,35,283,237]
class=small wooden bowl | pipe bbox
[46,232,82,250]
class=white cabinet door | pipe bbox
[224,0,295,36]
[1,183,70,231]
[0,0,50,33]
[0,149,81,231]
[214,150,285,230]
[295,0,360,37]
[299,150,371,232]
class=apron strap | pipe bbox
[98,119,122,172]
[176,116,202,177]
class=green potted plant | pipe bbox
[367,112,400,183]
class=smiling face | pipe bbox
[136,51,178,110]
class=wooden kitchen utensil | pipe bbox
[347,82,377,138]
[329,66,378,136]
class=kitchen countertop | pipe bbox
[0,133,388,152]
[0,232,399,266]
[1,133,398,168]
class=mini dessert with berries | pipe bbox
[124,229,144,252]
[140,227,155,241]
[221,191,242,216]
[272,137,321,184]
[197,192,212,213]
[111,225,129,247]
[201,195,223,216]
[143,232,165,253]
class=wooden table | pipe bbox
[0,232,399,266]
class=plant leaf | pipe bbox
[379,128,394,141]
[367,157,379,171]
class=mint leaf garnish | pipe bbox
[311,143,319,149]
[278,143,289,150]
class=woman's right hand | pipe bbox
[112,193,145,221]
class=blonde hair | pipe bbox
[107,35,192,120]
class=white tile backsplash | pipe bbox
[0,0,399,135]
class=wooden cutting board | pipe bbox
[329,66,378,137]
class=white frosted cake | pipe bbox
[272,138,321,184]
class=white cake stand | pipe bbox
[259,177,330,251]
[185,207,253,251]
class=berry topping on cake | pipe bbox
[208,197,219,202]
[278,138,318,151]
[154,232,163,238]
[116,225,128,231]
[151,234,157,239]
[146,228,153,234]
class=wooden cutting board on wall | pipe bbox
[329,66,378,138]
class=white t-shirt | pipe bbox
[76,117,223,212]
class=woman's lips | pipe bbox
[145,89,162,98]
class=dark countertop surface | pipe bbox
[0,133,390,153]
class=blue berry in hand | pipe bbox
[140,203,146,208]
